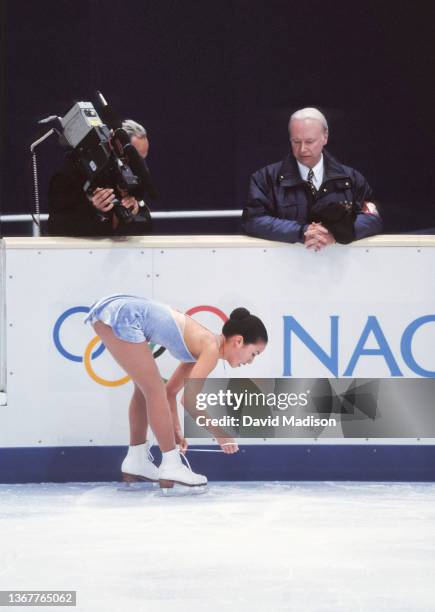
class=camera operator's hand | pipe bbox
[91,188,115,212]
[121,195,140,216]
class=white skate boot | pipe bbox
[121,442,160,483]
[159,449,207,493]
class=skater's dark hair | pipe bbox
[222,308,268,344]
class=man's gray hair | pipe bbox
[122,119,147,138]
[289,107,328,131]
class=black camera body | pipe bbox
[308,200,357,244]
[57,99,154,225]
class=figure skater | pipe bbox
[85,294,268,489]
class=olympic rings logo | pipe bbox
[53,304,228,387]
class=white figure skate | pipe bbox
[159,450,207,495]
[121,442,160,484]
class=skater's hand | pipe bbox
[175,431,188,454]
[217,437,239,454]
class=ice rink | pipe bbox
[1,482,435,612]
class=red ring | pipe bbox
[185,305,228,323]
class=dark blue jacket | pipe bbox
[242,150,383,243]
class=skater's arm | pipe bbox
[167,352,239,453]
[182,350,239,452]
[186,347,219,380]
[180,348,218,419]
[166,362,195,398]
[166,363,195,452]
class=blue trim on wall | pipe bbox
[1,445,434,483]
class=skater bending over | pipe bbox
[85,295,268,489]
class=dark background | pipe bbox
[1,0,434,236]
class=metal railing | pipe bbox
[0,210,243,236]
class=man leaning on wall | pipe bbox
[242,108,383,251]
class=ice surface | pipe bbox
[1,482,435,612]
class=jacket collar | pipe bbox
[278,149,350,187]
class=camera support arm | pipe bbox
[30,127,58,237]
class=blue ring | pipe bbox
[53,306,105,363]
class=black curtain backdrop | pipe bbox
[1,0,434,234]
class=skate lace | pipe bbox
[179,451,193,471]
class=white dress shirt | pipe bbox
[297,155,324,191]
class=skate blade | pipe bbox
[160,483,208,497]
[122,472,158,484]
[117,483,158,493]
[118,474,159,492]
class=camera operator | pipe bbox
[47,119,152,237]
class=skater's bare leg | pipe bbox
[93,321,175,452]
[129,384,148,446]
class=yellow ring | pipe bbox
[84,336,131,387]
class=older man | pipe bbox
[243,108,382,249]
[48,119,152,237]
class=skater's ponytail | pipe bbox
[222,308,268,344]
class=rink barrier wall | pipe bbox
[1,235,435,482]
[1,445,435,483]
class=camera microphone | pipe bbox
[38,115,60,124]
[96,91,122,130]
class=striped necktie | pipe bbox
[307,168,317,196]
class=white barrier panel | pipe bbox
[0,240,5,397]
[0,235,434,449]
